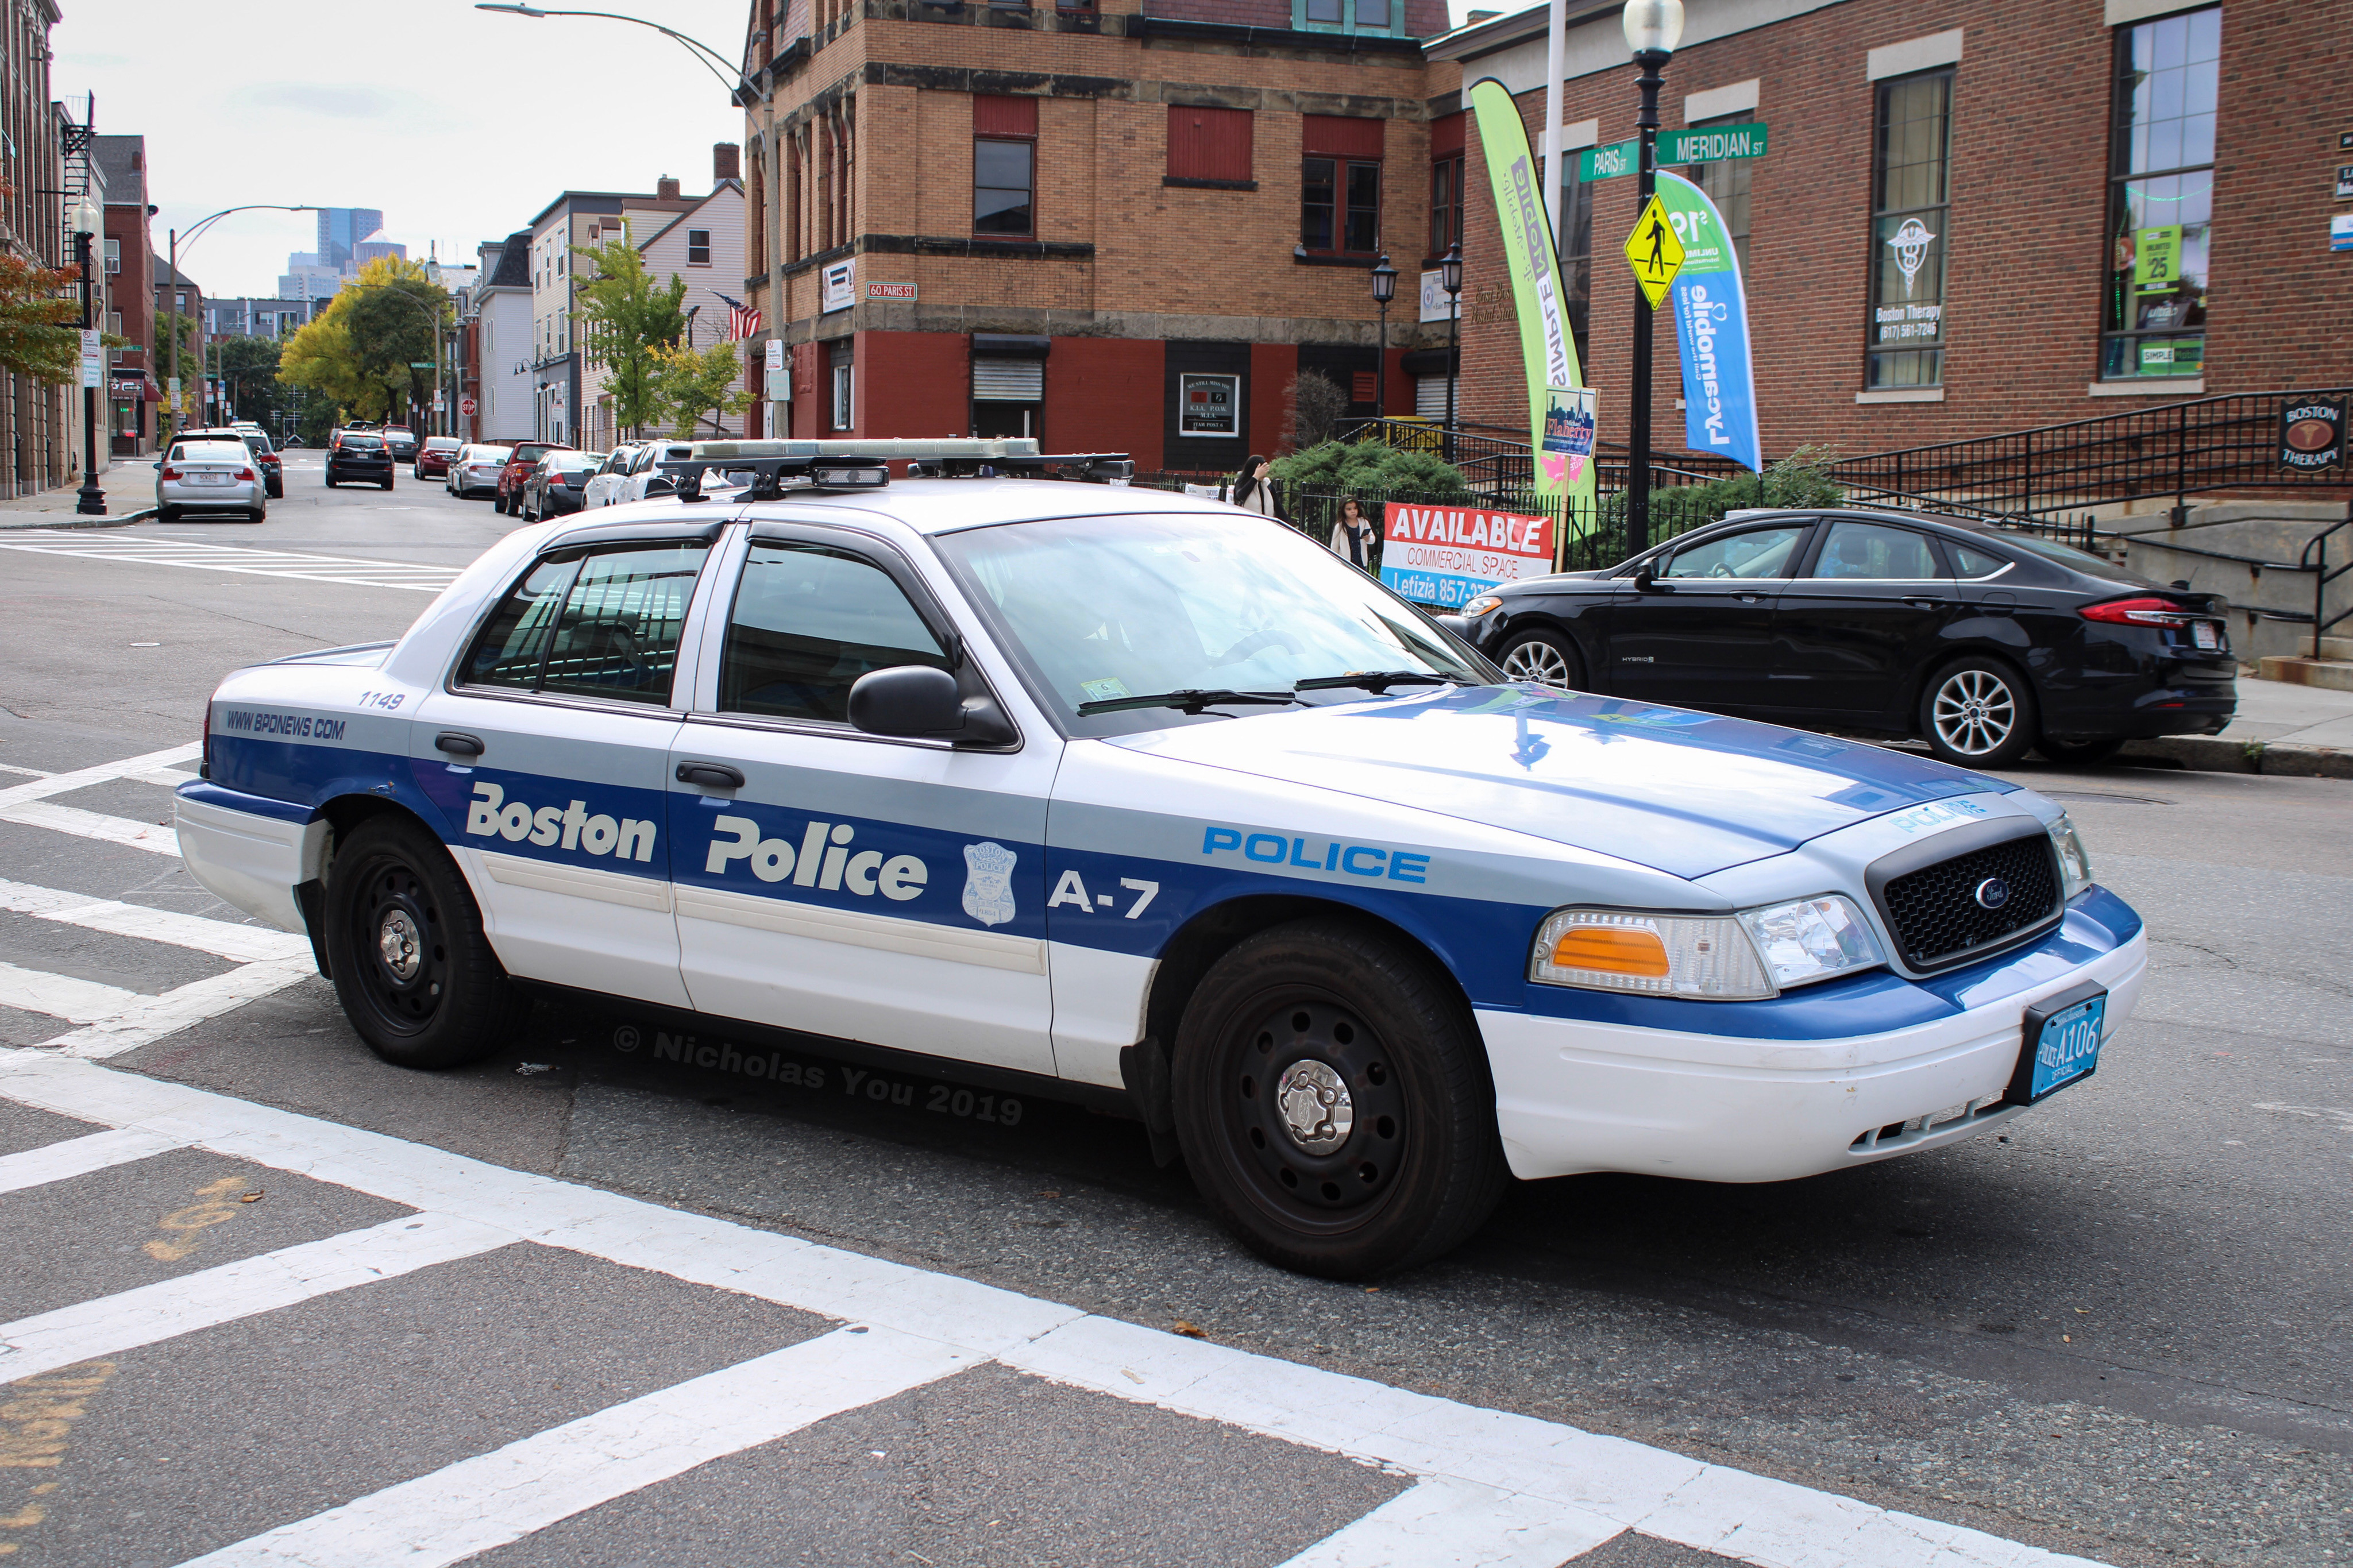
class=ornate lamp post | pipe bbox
[1369,253,1397,426]
[1622,0,1683,558]
[1440,242,1463,462]
[70,194,105,515]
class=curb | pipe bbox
[0,506,153,531]
[2121,734,2352,779]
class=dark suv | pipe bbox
[326,431,395,490]
[381,426,419,462]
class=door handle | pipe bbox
[434,731,484,758]
[1903,597,1950,608]
[675,761,746,790]
[1738,593,1763,604]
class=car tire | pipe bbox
[1920,655,2038,768]
[246,506,265,524]
[325,476,337,488]
[1495,626,1584,691]
[325,813,529,1069]
[2036,736,2125,766]
[1170,917,1507,1279]
[380,477,393,491]
[158,505,180,523]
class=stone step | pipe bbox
[2256,655,2353,692]
[2320,635,2353,662]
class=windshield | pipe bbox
[934,510,1490,736]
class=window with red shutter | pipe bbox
[1166,106,1254,187]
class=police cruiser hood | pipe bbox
[1103,685,2013,881]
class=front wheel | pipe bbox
[1920,656,2038,768]
[324,814,529,1068]
[1496,626,1584,691]
[1171,918,1506,1279]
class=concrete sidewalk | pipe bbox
[2123,676,2353,778]
[0,473,152,528]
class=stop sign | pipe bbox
[459,397,477,417]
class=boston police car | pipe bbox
[176,438,2142,1277]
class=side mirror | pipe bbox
[848,665,1016,747]
[1630,562,1657,591]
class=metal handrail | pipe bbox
[2297,509,2353,655]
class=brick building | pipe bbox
[94,134,159,458]
[1434,0,2353,464]
[733,0,1455,470]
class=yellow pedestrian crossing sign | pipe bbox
[1623,195,1684,309]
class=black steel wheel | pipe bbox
[1172,918,1506,1278]
[1497,626,1583,692]
[1919,655,2038,768]
[325,814,527,1068]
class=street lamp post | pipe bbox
[70,195,105,515]
[1440,242,1463,464]
[166,204,315,444]
[1622,0,1683,559]
[1369,254,1397,428]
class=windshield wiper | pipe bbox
[1293,670,1460,694]
[1077,688,1300,717]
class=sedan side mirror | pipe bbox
[1630,562,1657,591]
[848,665,1017,747]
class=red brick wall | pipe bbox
[1046,337,1167,470]
[1455,0,2349,462]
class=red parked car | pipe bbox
[496,441,568,515]
[414,436,461,482]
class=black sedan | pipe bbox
[1455,507,2236,767]
[518,449,604,520]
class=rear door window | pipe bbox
[1808,522,1946,580]
[464,543,709,705]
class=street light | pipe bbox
[165,204,316,443]
[1369,254,1397,427]
[70,194,105,515]
[1621,0,1683,559]
[1440,242,1463,461]
[473,5,750,101]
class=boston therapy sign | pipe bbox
[1380,503,1553,608]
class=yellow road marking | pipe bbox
[144,1174,252,1263]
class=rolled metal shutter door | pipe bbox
[1415,376,1449,419]
[973,358,1044,402]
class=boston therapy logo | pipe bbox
[2279,396,2345,472]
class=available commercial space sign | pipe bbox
[1380,503,1553,608]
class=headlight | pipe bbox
[2047,812,2092,901]
[1461,595,1502,618]
[1530,896,1884,1000]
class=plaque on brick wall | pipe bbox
[2279,396,2344,472]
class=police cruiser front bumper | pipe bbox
[1481,895,2147,1184]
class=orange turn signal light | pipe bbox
[1550,925,1670,978]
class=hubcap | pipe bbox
[377,909,422,981]
[1502,639,1573,690]
[1274,1059,1354,1153]
[1931,669,2016,756]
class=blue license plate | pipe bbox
[2009,984,2107,1104]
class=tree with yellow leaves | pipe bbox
[277,256,449,423]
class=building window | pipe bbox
[1297,0,1392,32]
[2103,5,2218,381]
[103,238,119,274]
[1429,155,1463,256]
[1302,115,1383,255]
[107,310,122,364]
[974,95,1037,237]
[686,229,711,266]
[1866,68,1953,389]
[828,341,854,431]
[1167,106,1252,184]
[1683,115,1753,273]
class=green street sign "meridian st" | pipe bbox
[1579,123,1769,182]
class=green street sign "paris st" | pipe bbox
[1580,123,1768,182]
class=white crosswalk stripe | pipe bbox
[0,798,182,855]
[0,878,310,964]
[0,959,146,1023]
[0,1125,193,1194]
[0,531,464,593]
[0,1049,2115,1568]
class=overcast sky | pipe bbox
[57,0,1490,300]
[57,0,751,299]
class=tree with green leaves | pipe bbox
[277,256,450,424]
[573,230,686,439]
[650,340,750,442]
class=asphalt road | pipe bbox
[0,466,2344,1567]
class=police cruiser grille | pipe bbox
[1878,835,2061,971]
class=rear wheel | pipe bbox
[158,505,181,522]
[2037,736,2124,766]
[1920,656,2038,768]
[1496,626,1583,691]
[325,814,527,1069]
[379,477,393,491]
[1171,918,1506,1278]
[246,505,266,524]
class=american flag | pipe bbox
[716,293,762,342]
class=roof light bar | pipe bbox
[655,438,1134,501]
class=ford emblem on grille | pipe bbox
[1974,877,2011,910]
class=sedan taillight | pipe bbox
[235,468,255,481]
[2080,596,2196,628]
[160,465,181,480]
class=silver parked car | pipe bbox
[155,438,267,523]
[447,443,512,499]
